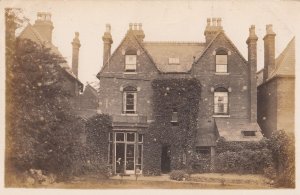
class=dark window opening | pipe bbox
[171,107,178,125]
[196,146,210,155]
[242,131,256,136]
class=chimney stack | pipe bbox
[246,25,258,122]
[33,12,54,43]
[71,32,81,77]
[102,24,113,66]
[263,24,276,81]
[204,17,223,44]
[128,22,145,42]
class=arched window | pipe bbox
[123,86,137,114]
[214,87,228,114]
[215,49,228,73]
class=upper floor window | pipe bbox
[171,107,178,125]
[214,87,228,115]
[215,50,228,73]
[125,55,137,72]
[123,86,137,114]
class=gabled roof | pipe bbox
[256,69,264,86]
[143,42,206,73]
[269,37,295,78]
[18,23,83,86]
[97,30,159,77]
[195,31,247,65]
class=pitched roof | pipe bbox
[270,37,295,78]
[84,84,99,97]
[18,23,83,86]
[215,118,263,141]
[143,42,206,73]
[256,69,264,86]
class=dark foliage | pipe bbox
[268,130,295,188]
[143,78,201,175]
[6,17,85,181]
[83,114,112,177]
[169,170,189,181]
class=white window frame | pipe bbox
[214,91,228,114]
[123,91,137,114]
[125,55,137,72]
[216,54,228,73]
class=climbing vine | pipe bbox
[143,78,201,175]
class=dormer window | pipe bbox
[216,50,228,73]
[168,57,180,65]
[125,55,137,72]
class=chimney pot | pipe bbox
[266,24,275,34]
[129,23,133,30]
[134,23,138,30]
[106,24,111,33]
[212,18,217,26]
[207,18,211,26]
[139,23,142,30]
[217,18,222,26]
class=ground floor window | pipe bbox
[108,132,143,175]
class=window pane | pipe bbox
[138,134,143,143]
[216,64,227,73]
[116,133,124,141]
[127,133,135,142]
[126,55,137,65]
[216,55,227,65]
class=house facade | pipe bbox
[257,26,295,137]
[97,18,263,175]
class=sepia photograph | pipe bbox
[1,0,298,193]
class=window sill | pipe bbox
[123,72,137,75]
[121,113,138,116]
[212,114,230,118]
[215,72,230,75]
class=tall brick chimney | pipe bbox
[128,23,145,42]
[204,18,223,44]
[263,24,276,81]
[102,24,113,66]
[71,32,81,77]
[246,25,258,123]
[33,12,54,43]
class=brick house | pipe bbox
[18,12,83,101]
[97,18,263,175]
[257,25,295,137]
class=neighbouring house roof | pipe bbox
[215,118,263,141]
[256,69,264,86]
[84,84,99,97]
[270,37,295,78]
[18,23,83,87]
[143,42,206,73]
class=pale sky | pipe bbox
[3,0,300,86]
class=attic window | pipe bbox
[125,55,137,72]
[242,131,256,137]
[168,57,180,65]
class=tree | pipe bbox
[6,31,84,181]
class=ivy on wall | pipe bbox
[143,78,201,175]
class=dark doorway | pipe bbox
[161,145,171,173]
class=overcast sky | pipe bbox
[5,0,300,86]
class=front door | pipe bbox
[161,145,171,173]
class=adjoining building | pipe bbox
[257,26,295,137]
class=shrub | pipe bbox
[169,170,189,181]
